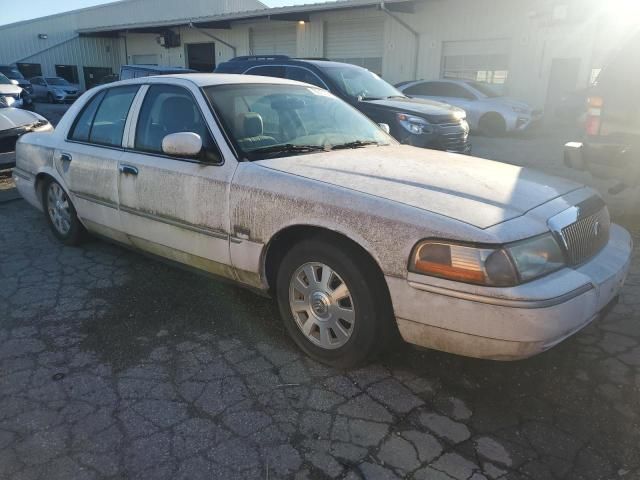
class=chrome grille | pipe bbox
[559,207,610,266]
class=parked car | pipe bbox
[30,76,83,103]
[0,106,51,158]
[564,30,640,192]
[13,74,631,367]
[119,64,197,80]
[0,65,34,109]
[0,73,26,109]
[396,79,542,136]
[215,56,471,153]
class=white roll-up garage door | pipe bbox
[325,18,384,72]
[441,39,511,85]
[250,25,297,57]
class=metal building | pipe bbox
[0,0,637,108]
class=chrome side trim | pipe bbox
[407,281,594,309]
[12,168,33,181]
[119,205,228,240]
[73,191,118,210]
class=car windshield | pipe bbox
[465,81,501,98]
[0,73,12,85]
[320,65,404,100]
[46,77,70,86]
[0,67,24,80]
[203,83,392,161]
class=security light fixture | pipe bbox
[38,34,48,39]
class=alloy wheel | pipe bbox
[288,262,355,350]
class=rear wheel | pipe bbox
[276,236,392,368]
[479,113,507,136]
[42,179,85,245]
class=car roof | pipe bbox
[108,73,312,88]
[226,57,369,70]
[121,65,196,73]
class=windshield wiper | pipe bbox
[331,140,381,150]
[248,143,327,159]
[386,95,407,99]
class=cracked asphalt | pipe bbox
[1,115,640,479]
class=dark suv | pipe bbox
[215,56,471,153]
[0,65,34,109]
[564,31,640,192]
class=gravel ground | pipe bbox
[1,107,639,480]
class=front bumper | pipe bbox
[387,224,632,360]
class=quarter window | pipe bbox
[134,84,220,163]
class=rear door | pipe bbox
[117,82,237,278]
[55,85,140,243]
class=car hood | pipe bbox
[0,85,21,95]
[0,108,42,130]
[256,145,580,229]
[362,96,464,118]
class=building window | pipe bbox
[590,68,602,85]
[442,54,509,85]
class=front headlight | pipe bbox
[409,233,565,286]
[396,113,433,135]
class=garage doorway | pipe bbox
[16,63,42,80]
[55,65,79,84]
[83,67,113,89]
[187,43,215,72]
[545,58,581,113]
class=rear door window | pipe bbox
[69,86,138,147]
[285,67,327,89]
[68,90,106,142]
[246,65,286,79]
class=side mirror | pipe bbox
[378,123,390,134]
[10,79,19,86]
[162,132,202,157]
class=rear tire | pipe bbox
[275,235,393,368]
[42,178,86,246]
[479,113,507,137]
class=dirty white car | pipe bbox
[13,74,632,367]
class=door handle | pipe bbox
[119,165,138,176]
[60,153,72,162]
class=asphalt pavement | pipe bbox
[1,106,639,479]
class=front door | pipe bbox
[55,84,140,243]
[117,83,236,278]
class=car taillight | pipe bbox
[585,96,603,136]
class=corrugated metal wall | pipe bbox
[249,24,297,56]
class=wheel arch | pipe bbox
[262,224,388,296]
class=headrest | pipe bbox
[236,112,264,138]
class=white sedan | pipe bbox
[397,79,543,135]
[13,74,632,367]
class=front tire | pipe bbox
[276,236,392,368]
[479,113,507,136]
[42,179,86,245]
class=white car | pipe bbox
[397,79,543,135]
[0,73,24,108]
[13,74,631,367]
[0,106,51,157]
